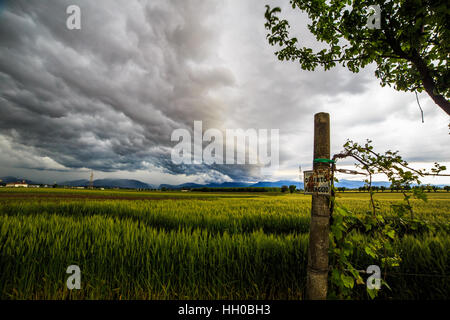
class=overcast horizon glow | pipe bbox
[0,0,449,186]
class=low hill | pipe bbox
[0,176,39,185]
[60,179,154,189]
[157,179,397,190]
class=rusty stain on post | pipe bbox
[306,112,331,300]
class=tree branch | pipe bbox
[409,49,450,115]
[383,15,450,115]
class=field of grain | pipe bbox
[0,188,449,299]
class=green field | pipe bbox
[0,188,449,299]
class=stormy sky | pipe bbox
[0,0,448,185]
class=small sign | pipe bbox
[303,169,331,195]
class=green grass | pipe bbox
[0,189,449,299]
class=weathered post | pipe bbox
[306,112,331,300]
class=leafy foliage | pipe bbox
[289,185,297,193]
[264,0,450,114]
[329,139,446,299]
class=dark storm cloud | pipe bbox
[0,0,238,178]
[1,0,447,184]
[154,156,263,182]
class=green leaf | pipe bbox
[364,246,377,258]
[386,230,395,240]
[367,288,378,300]
[341,274,354,289]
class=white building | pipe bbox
[6,181,29,188]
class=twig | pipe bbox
[415,91,424,123]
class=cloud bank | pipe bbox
[0,0,448,184]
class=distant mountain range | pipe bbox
[160,180,394,189]
[60,179,155,189]
[159,181,254,189]
[159,180,448,189]
[0,176,39,185]
[335,180,391,189]
[0,176,154,189]
[1,176,447,190]
[248,180,303,188]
